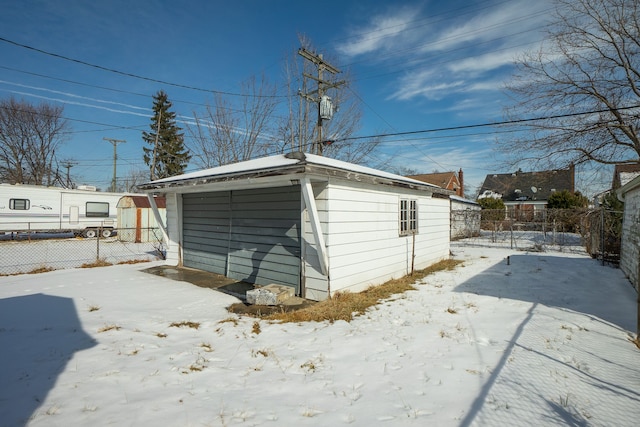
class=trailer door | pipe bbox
[69,206,79,225]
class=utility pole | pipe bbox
[103,137,126,192]
[61,161,76,188]
[298,47,345,155]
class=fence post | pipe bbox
[510,219,514,249]
[96,228,101,261]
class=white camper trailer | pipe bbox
[0,184,131,237]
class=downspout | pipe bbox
[300,177,329,290]
[146,193,169,244]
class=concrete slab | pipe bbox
[246,284,295,305]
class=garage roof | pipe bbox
[137,152,449,194]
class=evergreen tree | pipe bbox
[547,190,588,209]
[143,90,190,179]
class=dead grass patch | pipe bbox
[0,266,56,276]
[98,324,121,333]
[265,258,463,324]
[252,321,261,334]
[28,266,56,274]
[117,259,151,265]
[81,259,113,268]
[169,321,200,329]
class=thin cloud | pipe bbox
[336,6,422,57]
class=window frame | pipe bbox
[9,198,30,210]
[399,198,418,236]
[85,201,110,218]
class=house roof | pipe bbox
[478,166,575,203]
[612,163,640,189]
[407,172,458,189]
[137,152,450,194]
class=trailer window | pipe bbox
[86,202,109,217]
[399,199,418,236]
[9,198,30,210]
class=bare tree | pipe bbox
[187,75,280,168]
[501,0,640,169]
[0,97,68,185]
[121,168,150,192]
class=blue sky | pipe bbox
[2,0,607,196]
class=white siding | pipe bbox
[621,186,640,291]
[325,181,449,295]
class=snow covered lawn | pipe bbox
[1,241,638,426]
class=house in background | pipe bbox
[407,169,464,197]
[617,174,640,292]
[138,152,452,302]
[478,165,575,219]
[612,163,640,190]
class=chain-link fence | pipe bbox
[0,227,165,276]
[453,208,623,262]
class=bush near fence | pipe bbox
[0,227,165,276]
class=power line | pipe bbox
[333,105,640,143]
[0,36,287,99]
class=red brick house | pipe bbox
[407,169,464,197]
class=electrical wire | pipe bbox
[0,36,287,99]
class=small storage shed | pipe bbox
[617,175,640,292]
[450,195,481,240]
[117,195,166,243]
[137,152,451,301]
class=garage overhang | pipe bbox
[136,152,451,196]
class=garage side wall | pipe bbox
[326,181,450,295]
[621,186,640,291]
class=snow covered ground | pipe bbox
[0,237,638,426]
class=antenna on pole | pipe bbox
[103,137,126,192]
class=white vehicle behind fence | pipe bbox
[0,183,135,238]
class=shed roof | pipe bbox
[137,152,449,194]
[117,195,166,209]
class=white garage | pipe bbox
[138,152,451,301]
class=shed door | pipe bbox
[182,186,301,292]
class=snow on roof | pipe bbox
[141,152,440,190]
[450,195,479,205]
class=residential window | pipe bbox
[399,199,418,236]
[9,198,30,210]
[86,202,109,218]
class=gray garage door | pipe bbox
[182,186,301,292]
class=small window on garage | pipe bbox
[9,198,30,210]
[399,199,418,236]
[86,202,109,217]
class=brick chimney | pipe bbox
[458,168,464,197]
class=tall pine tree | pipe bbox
[142,90,190,179]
